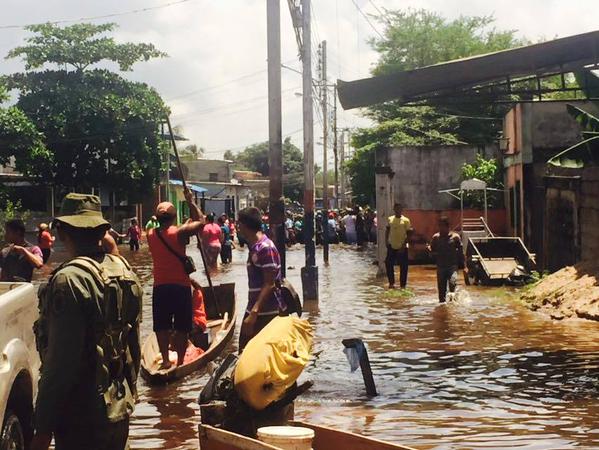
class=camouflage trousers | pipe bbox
[54,417,129,450]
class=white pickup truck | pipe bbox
[0,282,40,450]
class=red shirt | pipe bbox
[127,225,141,241]
[147,226,191,287]
[38,231,53,249]
[192,288,207,331]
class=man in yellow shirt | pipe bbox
[385,203,412,289]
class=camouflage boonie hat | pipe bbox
[54,193,110,229]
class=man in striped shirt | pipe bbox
[237,207,283,351]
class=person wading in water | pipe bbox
[31,193,142,450]
[147,188,205,369]
[385,203,412,289]
[237,207,284,352]
[37,223,55,264]
[429,216,466,303]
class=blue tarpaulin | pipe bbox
[169,179,208,193]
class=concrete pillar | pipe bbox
[375,165,395,277]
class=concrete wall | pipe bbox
[185,159,233,183]
[376,145,500,210]
[503,101,599,261]
[581,167,599,262]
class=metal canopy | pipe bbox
[337,30,599,110]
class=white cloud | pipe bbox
[1,0,598,163]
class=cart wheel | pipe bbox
[463,270,471,286]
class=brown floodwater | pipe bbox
[39,244,599,450]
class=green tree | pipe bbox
[461,154,503,208]
[230,137,304,201]
[346,9,524,203]
[4,23,168,199]
[0,85,50,177]
[223,149,235,161]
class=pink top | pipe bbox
[201,223,222,247]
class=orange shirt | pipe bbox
[38,231,53,249]
[192,288,207,331]
[147,226,191,287]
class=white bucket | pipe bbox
[257,426,315,450]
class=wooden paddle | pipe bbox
[165,115,222,319]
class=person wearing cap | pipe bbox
[31,193,142,450]
[145,215,159,232]
[147,188,205,369]
[0,218,43,282]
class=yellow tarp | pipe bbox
[234,316,313,410]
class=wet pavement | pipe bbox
[41,244,599,449]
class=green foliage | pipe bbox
[0,191,30,243]
[382,287,415,299]
[346,9,524,204]
[3,23,168,200]
[223,149,235,161]
[7,23,166,71]
[548,104,599,167]
[0,86,50,177]
[371,10,523,77]
[347,107,463,205]
[460,154,503,208]
[228,137,304,202]
[179,144,204,161]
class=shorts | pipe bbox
[41,248,52,264]
[152,284,192,333]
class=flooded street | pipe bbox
[41,244,599,449]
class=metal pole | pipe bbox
[339,131,345,209]
[267,0,286,277]
[165,115,221,317]
[333,85,339,210]
[321,40,329,264]
[301,0,319,302]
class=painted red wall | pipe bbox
[403,208,508,242]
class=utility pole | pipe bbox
[321,40,329,264]
[301,0,318,302]
[339,130,345,209]
[267,0,286,276]
[333,84,339,210]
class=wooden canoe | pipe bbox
[141,283,237,385]
[198,422,417,450]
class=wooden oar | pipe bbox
[165,115,222,319]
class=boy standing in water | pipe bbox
[125,218,142,251]
[429,216,466,303]
[237,207,283,352]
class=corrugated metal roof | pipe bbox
[337,30,599,110]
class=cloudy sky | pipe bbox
[2,0,598,163]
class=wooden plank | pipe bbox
[198,425,281,450]
[293,422,417,450]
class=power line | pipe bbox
[368,0,384,17]
[349,0,384,40]
[170,86,301,120]
[166,69,266,102]
[0,0,199,30]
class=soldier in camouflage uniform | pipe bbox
[31,194,142,450]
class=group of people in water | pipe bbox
[0,189,285,450]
